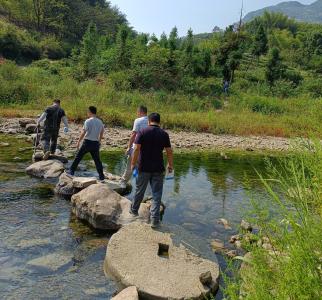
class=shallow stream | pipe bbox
[0,134,272,299]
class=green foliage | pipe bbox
[252,24,268,57]
[223,144,322,299]
[0,61,30,103]
[265,47,285,86]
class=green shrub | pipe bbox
[271,79,298,98]
[108,71,132,91]
[40,37,66,59]
[302,78,322,98]
[249,97,286,115]
[0,20,40,61]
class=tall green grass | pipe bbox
[223,142,322,299]
[1,62,322,137]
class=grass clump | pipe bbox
[223,142,322,299]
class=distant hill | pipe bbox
[244,0,322,23]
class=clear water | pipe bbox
[0,135,271,300]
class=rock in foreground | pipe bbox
[26,160,64,178]
[112,286,139,300]
[104,223,219,300]
[71,184,150,230]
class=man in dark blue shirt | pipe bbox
[130,113,174,228]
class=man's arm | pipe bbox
[99,127,104,143]
[126,131,137,153]
[37,112,47,126]
[165,147,174,172]
[76,129,86,149]
[62,116,69,130]
[131,144,141,170]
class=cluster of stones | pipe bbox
[21,116,220,300]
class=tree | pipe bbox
[252,24,268,58]
[159,32,168,48]
[169,26,178,52]
[79,22,99,77]
[115,24,131,69]
[266,47,285,86]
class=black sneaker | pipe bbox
[129,210,139,217]
[151,219,160,229]
[65,170,74,178]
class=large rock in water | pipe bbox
[55,173,131,198]
[112,286,139,300]
[104,223,220,300]
[26,160,64,178]
[71,184,150,230]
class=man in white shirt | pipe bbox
[67,106,105,181]
[120,106,148,188]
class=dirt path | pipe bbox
[0,118,292,152]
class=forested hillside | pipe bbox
[0,0,128,60]
[1,1,322,137]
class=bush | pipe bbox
[40,37,66,59]
[302,78,322,98]
[271,79,298,98]
[108,71,132,91]
[0,61,30,104]
[249,97,286,114]
[0,20,40,61]
[283,69,303,86]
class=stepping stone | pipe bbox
[55,173,132,198]
[104,223,220,300]
[72,177,97,189]
[26,160,64,178]
[71,184,150,230]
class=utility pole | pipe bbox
[238,0,244,32]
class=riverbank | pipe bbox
[0,117,293,152]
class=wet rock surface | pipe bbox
[104,223,220,300]
[26,160,65,178]
[71,184,150,230]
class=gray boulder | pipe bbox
[71,184,150,230]
[19,118,36,128]
[55,173,131,198]
[25,124,38,134]
[104,223,220,300]
[26,160,64,178]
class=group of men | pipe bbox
[37,100,173,228]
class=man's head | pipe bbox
[88,106,97,117]
[148,113,161,125]
[53,99,61,106]
[137,105,147,117]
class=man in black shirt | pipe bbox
[130,113,174,228]
[37,99,69,159]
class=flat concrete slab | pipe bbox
[104,223,220,300]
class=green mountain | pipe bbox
[244,0,322,23]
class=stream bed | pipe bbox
[0,135,273,299]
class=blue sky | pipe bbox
[110,0,315,36]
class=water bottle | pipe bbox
[133,167,138,178]
[165,169,174,180]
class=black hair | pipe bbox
[148,112,160,123]
[53,99,61,105]
[88,106,97,115]
[138,105,147,114]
